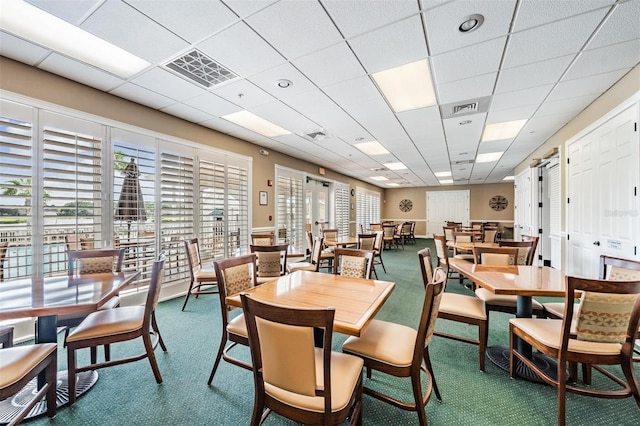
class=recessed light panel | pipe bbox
[476,152,504,163]
[385,162,407,170]
[370,176,389,181]
[372,59,436,112]
[434,171,452,177]
[482,119,527,142]
[439,179,454,184]
[354,141,389,156]
[387,182,400,187]
[222,111,290,137]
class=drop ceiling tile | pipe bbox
[126,0,239,43]
[27,0,102,24]
[293,42,366,88]
[513,0,614,32]
[487,104,538,124]
[443,112,486,159]
[496,54,575,93]
[431,37,507,84]
[38,53,124,91]
[478,139,512,154]
[349,15,428,74]
[436,72,497,105]
[245,0,343,60]
[161,103,215,123]
[547,68,628,102]
[322,0,417,39]
[247,63,316,101]
[182,92,242,117]
[490,84,554,111]
[212,79,275,108]
[424,0,516,55]
[251,101,320,135]
[323,76,382,107]
[563,39,640,80]
[343,96,393,126]
[587,0,640,50]
[283,89,340,116]
[110,83,175,109]
[81,1,189,63]
[0,32,50,66]
[222,0,279,19]
[131,67,205,101]
[196,22,286,78]
[503,9,608,69]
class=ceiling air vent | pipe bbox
[452,102,478,115]
[440,96,492,119]
[451,159,475,165]
[305,130,327,141]
[165,50,237,88]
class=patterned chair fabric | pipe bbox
[340,255,368,278]
[223,264,254,296]
[256,251,282,278]
[78,257,116,274]
[576,291,638,343]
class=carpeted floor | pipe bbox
[25,239,640,425]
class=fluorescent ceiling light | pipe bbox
[372,59,437,112]
[0,0,150,78]
[354,141,389,156]
[476,152,504,163]
[482,119,527,142]
[385,162,407,170]
[370,176,389,181]
[503,175,515,181]
[439,179,454,184]
[222,111,290,137]
[434,171,452,177]
[387,182,400,187]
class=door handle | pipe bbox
[593,241,601,246]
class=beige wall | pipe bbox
[382,182,514,236]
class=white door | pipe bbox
[426,190,470,237]
[514,169,533,241]
[567,104,639,277]
[306,179,330,234]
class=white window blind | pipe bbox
[0,100,33,279]
[356,187,380,230]
[275,167,305,253]
[334,182,350,238]
[225,161,249,256]
[41,111,104,277]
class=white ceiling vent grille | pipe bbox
[440,96,492,119]
[305,130,327,141]
[452,102,478,115]
[165,50,237,88]
[452,159,475,165]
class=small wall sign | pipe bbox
[259,191,268,206]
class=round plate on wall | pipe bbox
[489,195,508,211]
[350,188,355,196]
[399,199,413,212]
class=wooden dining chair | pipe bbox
[56,248,126,359]
[382,224,399,250]
[208,254,257,385]
[509,276,640,426]
[287,235,330,274]
[250,232,275,246]
[240,294,363,426]
[357,233,378,278]
[0,343,57,425]
[250,243,288,284]
[182,238,217,311]
[499,238,538,265]
[0,325,13,348]
[66,256,167,405]
[342,267,447,426]
[452,231,475,261]
[482,226,500,243]
[433,234,462,284]
[419,248,488,371]
[333,248,374,279]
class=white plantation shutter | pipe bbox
[334,182,350,238]
[275,167,304,253]
[225,159,249,256]
[0,100,34,279]
[356,187,380,230]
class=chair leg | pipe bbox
[67,346,77,406]
[208,334,227,385]
[45,354,57,419]
[181,280,195,311]
[143,332,163,384]
[377,255,386,273]
[479,321,488,372]
[557,358,567,426]
[424,348,441,402]
[621,356,640,407]
[411,368,428,426]
[152,312,167,351]
[104,344,111,362]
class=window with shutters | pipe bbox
[334,182,350,238]
[356,187,380,230]
[275,167,304,253]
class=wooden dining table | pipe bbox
[0,271,139,419]
[226,270,395,337]
[448,259,571,381]
[324,236,359,248]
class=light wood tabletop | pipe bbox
[447,241,499,251]
[227,270,395,336]
[324,236,359,247]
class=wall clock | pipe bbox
[489,195,508,211]
[399,199,413,212]
[350,188,355,196]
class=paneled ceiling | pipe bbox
[1,0,639,187]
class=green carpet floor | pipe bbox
[26,239,640,425]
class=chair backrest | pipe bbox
[333,248,373,279]
[66,234,94,251]
[322,228,338,241]
[357,233,376,251]
[599,255,640,280]
[432,235,450,268]
[250,244,289,278]
[472,246,518,265]
[240,293,338,421]
[400,222,412,235]
[0,241,8,281]
[418,247,434,289]
[68,248,125,275]
[213,254,257,300]
[370,223,382,232]
[382,224,396,238]
[373,230,384,254]
[143,255,166,329]
[184,238,203,279]
[563,276,640,350]
[251,232,275,246]
[482,226,499,243]
[453,232,474,243]
[443,226,457,242]
[415,267,446,362]
[446,221,462,230]
[499,240,535,265]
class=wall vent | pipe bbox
[165,50,237,88]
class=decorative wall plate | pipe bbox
[399,199,413,212]
[489,195,508,211]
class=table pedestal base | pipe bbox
[0,370,97,424]
[487,345,559,383]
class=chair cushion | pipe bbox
[453,254,474,261]
[227,313,248,338]
[265,348,363,413]
[0,343,57,388]
[475,288,543,310]
[287,262,315,273]
[542,302,578,320]
[509,318,622,355]
[195,266,216,282]
[439,293,486,320]
[66,306,145,342]
[342,319,416,368]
